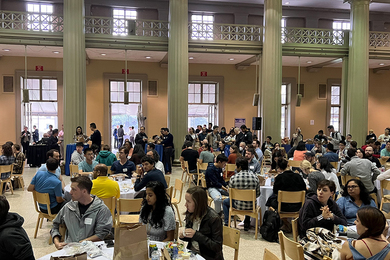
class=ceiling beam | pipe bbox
[306,58,343,72]
[373,65,390,74]
[159,53,168,68]
[235,55,258,70]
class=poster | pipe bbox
[234,118,246,128]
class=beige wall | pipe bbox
[1,55,389,147]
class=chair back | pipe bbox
[380,157,388,166]
[341,175,360,186]
[32,191,55,217]
[107,166,112,175]
[184,161,190,175]
[165,175,171,186]
[323,256,333,260]
[0,164,13,179]
[117,198,143,213]
[263,249,280,260]
[230,188,256,214]
[213,151,221,157]
[166,186,173,200]
[258,175,266,186]
[277,190,305,213]
[223,226,240,260]
[199,174,207,188]
[278,231,305,260]
[291,217,299,242]
[225,163,236,172]
[69,164,79,177]
[100,197,116,221]
[288,160,302,168]
[197,162,208,173]
[330,161,338,169]
[173,179,184,204]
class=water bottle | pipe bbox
[172,244,179,257]
[151,250,159,260]
[189,253,197,260]
[271,176,275,186]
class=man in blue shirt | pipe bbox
[78,148,98,173]
[252,140,263,165]
[38,149,65,189]
[161,127,174,175]
[134,156,167,198]
[110,147,136,177]
[323,143,339,162]
[28,158,64,214]
[205,154,229,214]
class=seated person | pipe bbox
[91,164,120,199]
[311,140,326,155]
[300,160,325,194]
[293,141,306,161]
[340,207,390,260]
[298,180,347,238]
[0,195,35,260]
[78,148,98,174]
[146,149,165,174]
[134,156,167,193]
[180,186,224,260]
[222,157,260,231]
[217,140,230,157]
[205,154,229,214]
[12,144,25,175]
[0,143,15,165]
[96,145,117,166]
[317,156,342,193]
[139,181,175,242]
[199,143,214,164]
[38,149,65,189]
[28,158,64,214]
[381,141,390,162]
[246,147,261,174]
[51,176,112,249]
[323,143,339,162]
[110,147,136,177]
[336,179,377,225]
[129,144,146,166]
[70,142,84,165]
[198,139,214,155]
[180,141,199,173]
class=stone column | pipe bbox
[260,0,282,141]
[167,0,188,160]
[346,0,370,145]
[63,0,86,150]
[341,57,348,135]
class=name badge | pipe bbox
[123,168,128,173]
[250,166,255,170]
[84,218,92,225]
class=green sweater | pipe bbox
[96,150,117,166]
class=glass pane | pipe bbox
[111,92,118,102]
[29,90,40,100]
[331,86,340,96]
[281,94,286,104]
[118,92,124,102]
[194,84,201,93]
[208,94,215,104]
[209,84,216,93]
[27,79,39,89]
[42,90,57,101]
[203,93,209,103]
[203,84,209,94]
[188,94,195,103]
[331,96,340,105]
[188,84,194,93]
[118,82,125,91]
[194,94,201,103]
[31,102,57,115]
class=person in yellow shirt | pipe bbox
[91,164,120,199]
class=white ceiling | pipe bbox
[0,44,389,68]
[199,0,390,12]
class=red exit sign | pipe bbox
[200,71,207,76]
[122,69,129,74]
[36,66,43,71]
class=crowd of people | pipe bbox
[2,123,390,260]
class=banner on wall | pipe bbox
[234,118,246,128]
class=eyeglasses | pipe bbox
[347,185,359,190]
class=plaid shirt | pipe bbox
[0,156,15,179]
[228,170,260,211]
[13,152,25,174]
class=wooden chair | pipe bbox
[223,226,240,260]
[174,221,180,241]
[277,190,306,219]
[341,175,360,186]
[213,151,222,157]
[100,197,116,223]
[263,248,280,260]
[278,231,305,260]
[69,164,79,177]
[258,175,266,186]
[172,179,184,226]
[330,161,338,169]
[224,163,236,182]
[370,193,378,206]
[107,166,112,175]
[11,161,25,189]
[166,186,173,200]
[288,160,302,168]
[32,191,57,242]
[164,175,171,186]
[183,161,196,186]
[291,217,299,242]
[380,157,389,166]
[380,180,390,211]
[0,165,14,194]
[323,256,333,260]
[180,161,187,182]
[228,188,262,239]
[197,162,208,186]
[116,198,143,226]
[198,174,214,206]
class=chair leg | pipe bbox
[8,181,13,194]
[39,217,44,228]
[234,215,237,228]
[228,212,232,228]
[0,181,3,194]
[173,203,182,227]
[48,235,53,245]
[34,217,40,238]
[255,215,258,240]
[20,177,25,189]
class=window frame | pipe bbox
[112,8,137,36]
[26,3,54,32]
[190,14,214,40]
[326,79,343,133]
[109,80,142,104]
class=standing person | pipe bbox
[73,126,88,143]
[180,186,224,260]
[58,125,64,159]
[219,127,228,139]
[206,126,221,151]
[89,123,101,151]
[0,195,35,260]
[135,126,148,148]
[161,128,174,175]
[32,125,39,143]
[117,125,124,149]
[129,126,135,146]
[205,154,229,214]
[47,125,53,136]
[240,125,253,145]
[291,127,304,147]
[20,126,31,154]
[366,129,377,142]
[47,129,61,154]
[113,126,118,149]
[378,127,390,145]
[327,125,342,151]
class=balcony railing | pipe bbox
[281,27,348,47]
[370,31,390,48]
[0,10,63,32]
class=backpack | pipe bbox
[260,209,281,242]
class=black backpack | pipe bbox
[260,209,281,242]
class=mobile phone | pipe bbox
[105,240,114,248]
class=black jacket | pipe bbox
[182,207,224,260]
[298,194,347,238]
[0,213,35,260]
[273,170,306,212]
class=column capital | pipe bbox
[344,0,370,6]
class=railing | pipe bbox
[0,10,63,32]
[281,27,348,47]
[189,22,263,42]
[85,16,169,38]
[370,31,390,48]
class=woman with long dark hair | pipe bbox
[73,126,88,143]
[316,156,341,193]
[336,179,377,225]
[130,144,146,165]
[293,141,306,161]
[139,181,175,242]
[340,207,390,260]
[180,186,223,260]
